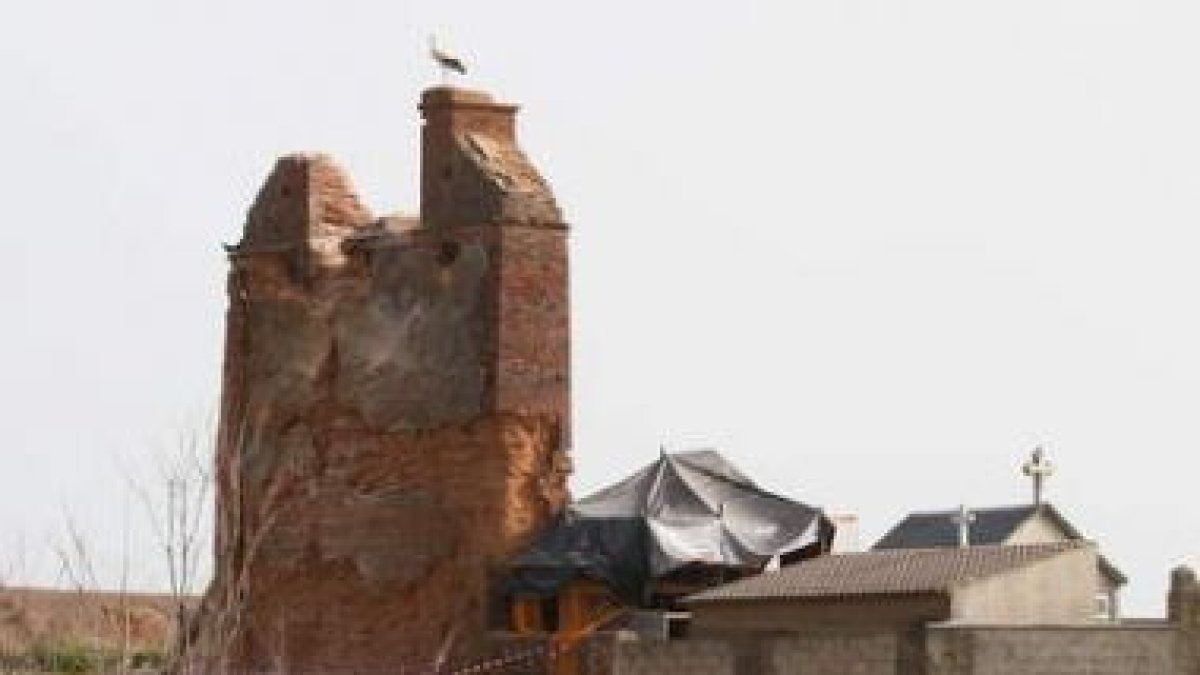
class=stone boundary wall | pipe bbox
[610,633,898,675]
[611,639,734,675]
[770,633,898,674]
[926,623,1181,675]
[608,624,1191,675]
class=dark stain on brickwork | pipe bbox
[189,88,571,673]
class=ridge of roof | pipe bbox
[901,504,1039,518]
[685,541,1093,604]
[873,503,1127,587]
[872,503,1082,550]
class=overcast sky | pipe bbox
[2,0,1198,614]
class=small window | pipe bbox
[666,612,691,639]
[1094,593,1112,620]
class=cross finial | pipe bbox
[1021,447,1055,506]
[951,504,976,548]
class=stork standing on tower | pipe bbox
[429,36,467,83]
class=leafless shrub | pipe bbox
[170,408,292,674]
[119,416,216,673]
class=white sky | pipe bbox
[2,0,1198,615]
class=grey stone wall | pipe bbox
[610,623,1192,675]
[611,633,900,675]
[927,624,1180,675]
[770,633,898,674]
[612,640,734,675]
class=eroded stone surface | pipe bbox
[189,88,571,673]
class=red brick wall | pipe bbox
[193,88,570,673]
[214,415,565,672]
[494,225,571,428]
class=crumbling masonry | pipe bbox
[192,87,571,673]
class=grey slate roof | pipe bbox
[873,505,1058,549]
[685,541,1089,604]
[872,503,1126,586]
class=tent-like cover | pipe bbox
[506,450,833,602]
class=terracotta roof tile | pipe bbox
[685,541,1091,604]
[872,503,1125,586]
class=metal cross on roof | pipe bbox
[951,504,976,548]
[1021,446,1055,506]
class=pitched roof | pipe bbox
[872,504,1071,549]
[685,541,1089,604]
[872,503,1126,585]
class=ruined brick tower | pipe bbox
[193,87,571,672]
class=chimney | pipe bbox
[826,513,861,553]
[1169,566,1200,627]
[419,87,520,228]
[420,86,518,141]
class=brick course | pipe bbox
[189,87,570,673]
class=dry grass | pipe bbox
[0,586,185,673]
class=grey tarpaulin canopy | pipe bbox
[505,449,833,602]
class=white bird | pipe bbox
[429,36,467,79]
